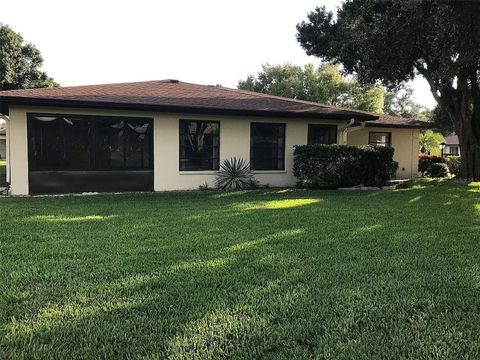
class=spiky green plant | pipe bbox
[215,157,258,191]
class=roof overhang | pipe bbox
[0,96,379,121]
[363,121,431,129]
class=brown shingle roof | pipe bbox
[0,80,377,120]
[444,134,459,145]
[364,114,431,129]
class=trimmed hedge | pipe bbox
[418,154,445,177]
[418,154,460,178]
[293,144,397,188]
[430,163,450,178]
[446,156,461,177]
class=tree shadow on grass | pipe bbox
[2,185,480,358]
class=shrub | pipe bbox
[215,157,258,191]
[446,156,461,177]
[198,181,210,191]
[418,154,445,177]
[293,144,396,188]
[429,163,450,178]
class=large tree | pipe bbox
[0,24,57,91]
[429,105,456,136]
[239,63,385,113]
[297,0,480,179]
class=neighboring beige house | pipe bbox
[0,80,428,195]
[348,114,427,178]
[442,134,460,157]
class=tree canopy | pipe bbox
[383,86,430,121]
[429,106,455,136]
[0,24,57,91]
[238,63,430,117]
[238,63,386,113]
[297,0,480,178]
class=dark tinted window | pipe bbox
[250,123,285,171]
[307,125,337,145]
[369,132,391,147]
[62,117,92,169]
[28,114,153,171]
[126,121,152,168]
[95,117,125,169]
[28,116,63,169]
[179,120,219,171]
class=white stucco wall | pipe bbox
[7,105,350,195]
[347,127,421,179]
[8,107,29,194]
[7,105,422,194]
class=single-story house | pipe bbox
[0,80,429,195]
[442,134,460,157]
[0,128,5,160]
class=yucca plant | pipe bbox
[215,157,258,191]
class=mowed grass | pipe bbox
[0,160,6,187]
[1,180,480,359]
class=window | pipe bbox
[448,146,459,155]
[28,114,153,171]
[95,117,153,170]
[250,123,285,171]
[369,132,391,147]
[308,125,337,145]
[179,120,219,171]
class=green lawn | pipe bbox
[1,180,480,359]
[0,160,6,187]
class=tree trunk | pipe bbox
[451,108,480,180]
[458,129,480,180]
[415,69,480,179]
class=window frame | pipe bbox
[27,113,154,172]
[368,131,392,148]
[178,119,220,172]
[307,124,338,145]
[448,145,459,155]
[250,122,286,171]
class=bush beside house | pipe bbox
[293,144,397,188]
[418,154,460,178]
[418,154,446,177]
[445,156,461,177]
[429,163,451,178]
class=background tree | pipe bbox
[348,83,384,114]
[238,63,385,113]
[238,64,305,101]
[0,24,57,91]
[297,1,480,179]
[419,130,445,155]
[384,86,431,120]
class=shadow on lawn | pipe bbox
[4,226,318,357]
[2,182,480,358]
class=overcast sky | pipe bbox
[2,0,436,108]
